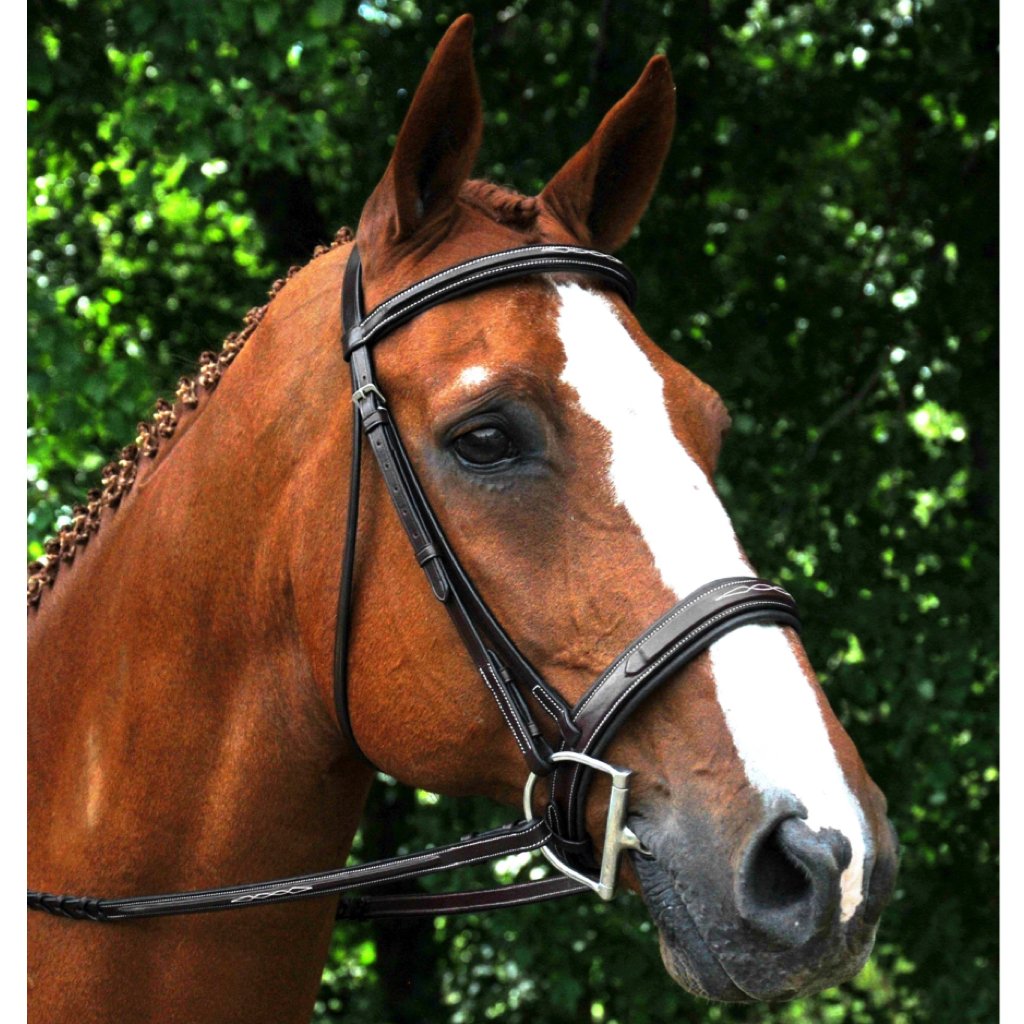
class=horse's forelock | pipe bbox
[458,180,541,231]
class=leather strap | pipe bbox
[336,244,609,774]
[28,818,567,922]
[332,404,366,760]
[343,244,636,356]
[549,578,800,869]
[336,876,586,920]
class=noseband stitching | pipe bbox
[574,579,763,717]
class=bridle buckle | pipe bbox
[351,382,386,406]
[523,751,647,901]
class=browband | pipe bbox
[342,244,637,356]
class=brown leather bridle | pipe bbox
[28,242,799,923]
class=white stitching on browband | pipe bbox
[360,256,631,345]
[364,258,628,341]
[370,247,564,314]
[363,245,612,320]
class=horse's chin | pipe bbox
[631,850,756,1002]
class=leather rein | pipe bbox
[28,242,799,923]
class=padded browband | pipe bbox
[343,244,637,356]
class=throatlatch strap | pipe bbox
[332,403,366,761]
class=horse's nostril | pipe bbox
[745,823,813,910]
[736,815,850,948]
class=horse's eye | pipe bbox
[452,425,518,467]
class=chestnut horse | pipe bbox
[27,16,897,1022]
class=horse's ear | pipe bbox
[540,56,675,252]
[358,15,482,253]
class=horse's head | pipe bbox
[338,16,897,1002]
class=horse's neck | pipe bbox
[28,246,372,1023]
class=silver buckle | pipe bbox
[522,751,646,901]
[351,383,385,405]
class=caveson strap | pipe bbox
[546,578,800,872]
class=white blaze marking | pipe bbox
[458,365,491,389]
[555,283,867,922]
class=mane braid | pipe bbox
[26,225,356,608]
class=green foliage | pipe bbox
[29,1,996,1022]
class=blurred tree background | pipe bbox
[28,1,997,1022]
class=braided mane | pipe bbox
[26,225,355,608]
[27,181,540,608]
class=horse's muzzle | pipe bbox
[630,804,899,1002]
